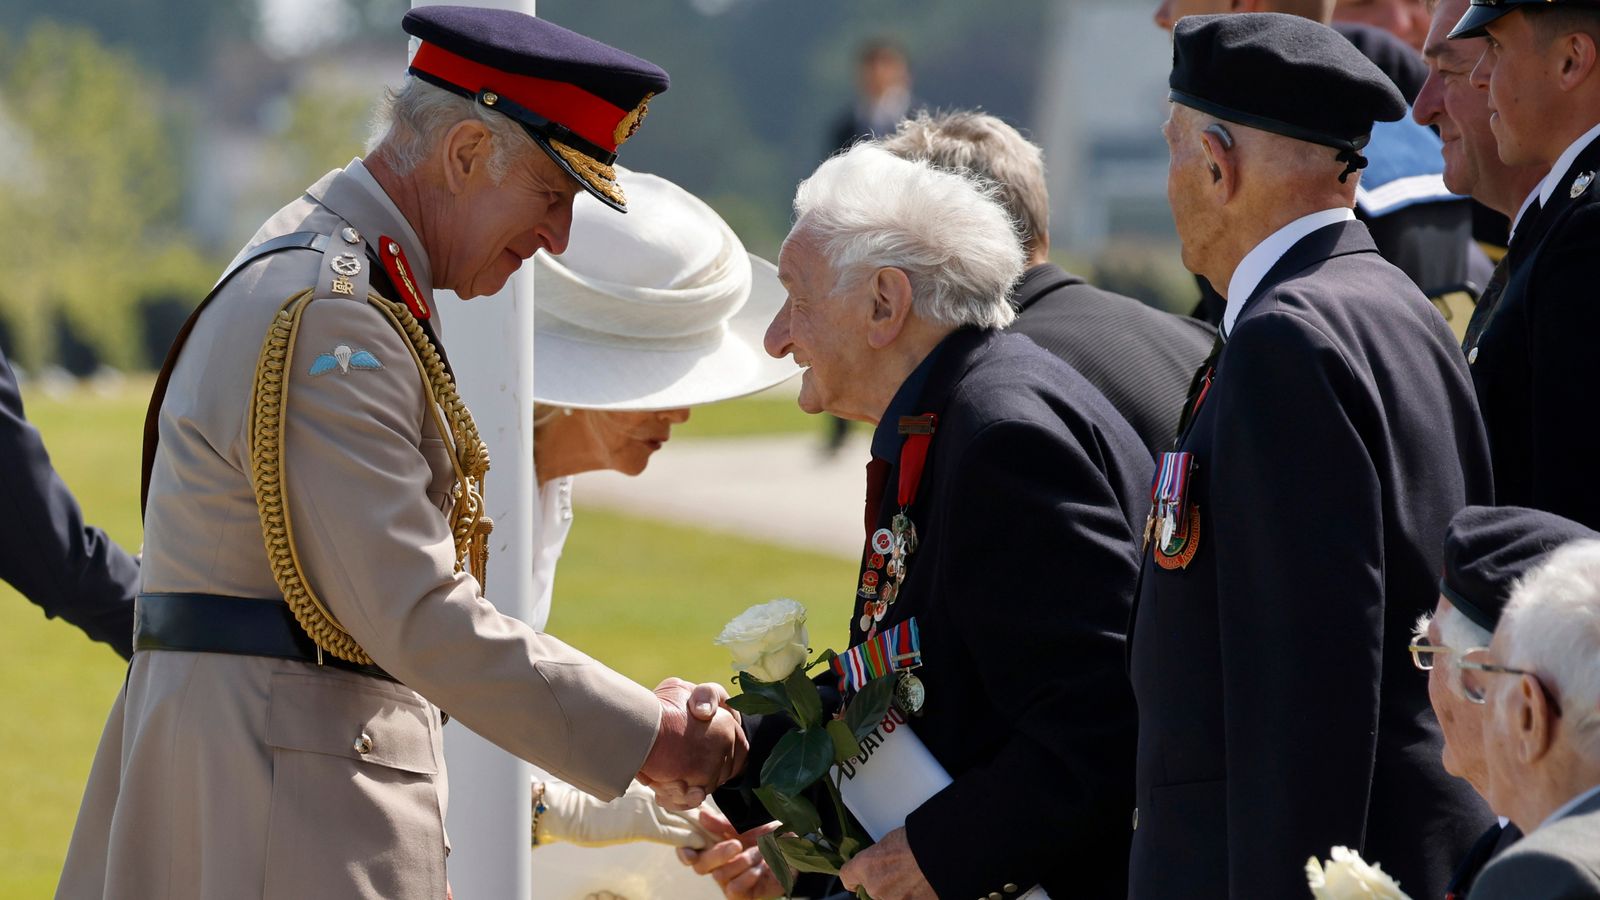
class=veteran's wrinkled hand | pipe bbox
[839,827,936,900]
[638,677,747,811]
[678,808,784,900]
[533,779,716,848]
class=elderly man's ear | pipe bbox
[1511,674,1559,765]
[1201,126,1239,201]
[864,266,916,350]
[441,119,496,194]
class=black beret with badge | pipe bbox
[1450,0,1600,40]
[402,5,670,211]
[1169,12,1408,181]
[1442,505,1600,632]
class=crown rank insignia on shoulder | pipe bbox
[309,344,383,376]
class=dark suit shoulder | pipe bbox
[942,332,1141,444]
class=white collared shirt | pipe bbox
[1512,121,1600,243]
[1223,207,1357,338]
[1535,782,1600,834]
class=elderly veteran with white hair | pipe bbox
[682,143,1153,899]
[1464,537,1600,899]
[1413,506,1600,899]
[57,9,749,899]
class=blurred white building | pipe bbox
[1035,0,1177,254]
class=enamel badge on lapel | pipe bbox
[1147,451,1202,570]
[379,236,431,320]
[1572,171,1594,199]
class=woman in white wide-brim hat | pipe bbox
[521,169,796,883]
[527,167,798,625]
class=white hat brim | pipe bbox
[532,253,799,411]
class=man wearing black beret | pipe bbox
[1418,506,1600,899]
[1128,13,1496,899]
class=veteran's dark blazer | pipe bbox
[1467,133,1600,529]
[0,347,138,657]
[1128,220,1496,900]
[1008,263,1217,458]
[724,328,1151,899]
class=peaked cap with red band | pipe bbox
[402,5,669,212]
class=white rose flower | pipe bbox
[715,599,810,683]
[1305,846,1411,900]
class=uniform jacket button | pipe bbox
[354,732,373,755]
[1004,885,1019,893]
[988,892,1003,900]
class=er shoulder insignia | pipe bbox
[309,344,383,376]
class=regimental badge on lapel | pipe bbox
[1146,451,1202,570]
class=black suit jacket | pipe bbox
[1009,263,1216,457]
[0,348,139,657]
[1128,220,1495,900]
[1469,132,1600,528]
[725,329,1151,899]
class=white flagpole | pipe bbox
[407,2,538,896]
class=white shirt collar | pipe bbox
[1539,120,1600,209]
[1536,782,1600,833]
[1223,207,1356,338]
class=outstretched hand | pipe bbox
[638,678,747,811]
[678,807,784,900]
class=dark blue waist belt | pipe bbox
[134,592,395,682]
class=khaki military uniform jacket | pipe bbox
[57,161,661,900]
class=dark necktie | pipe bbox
[1465,195,1543,353]
[1171,333,1225,449]
[864,457,892,536]
[1462,256,1510,352]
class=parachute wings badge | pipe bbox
[309,344,383,376]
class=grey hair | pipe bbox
[367,76,539,184]
[1500,539,1600,757]
[879,110,1049,254]
[791,143,1023,330]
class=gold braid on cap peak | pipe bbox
[248,289,493,666]
[551,139,625,207]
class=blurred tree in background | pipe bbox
[0,24,213,372]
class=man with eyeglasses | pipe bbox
[1462,536,1600,899]
[1412,505,1598,899]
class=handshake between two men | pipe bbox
[639,677,747,811]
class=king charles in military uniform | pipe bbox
[56,8,746,899]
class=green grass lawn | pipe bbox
[672,386,825,441]
[0,379,855,896]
